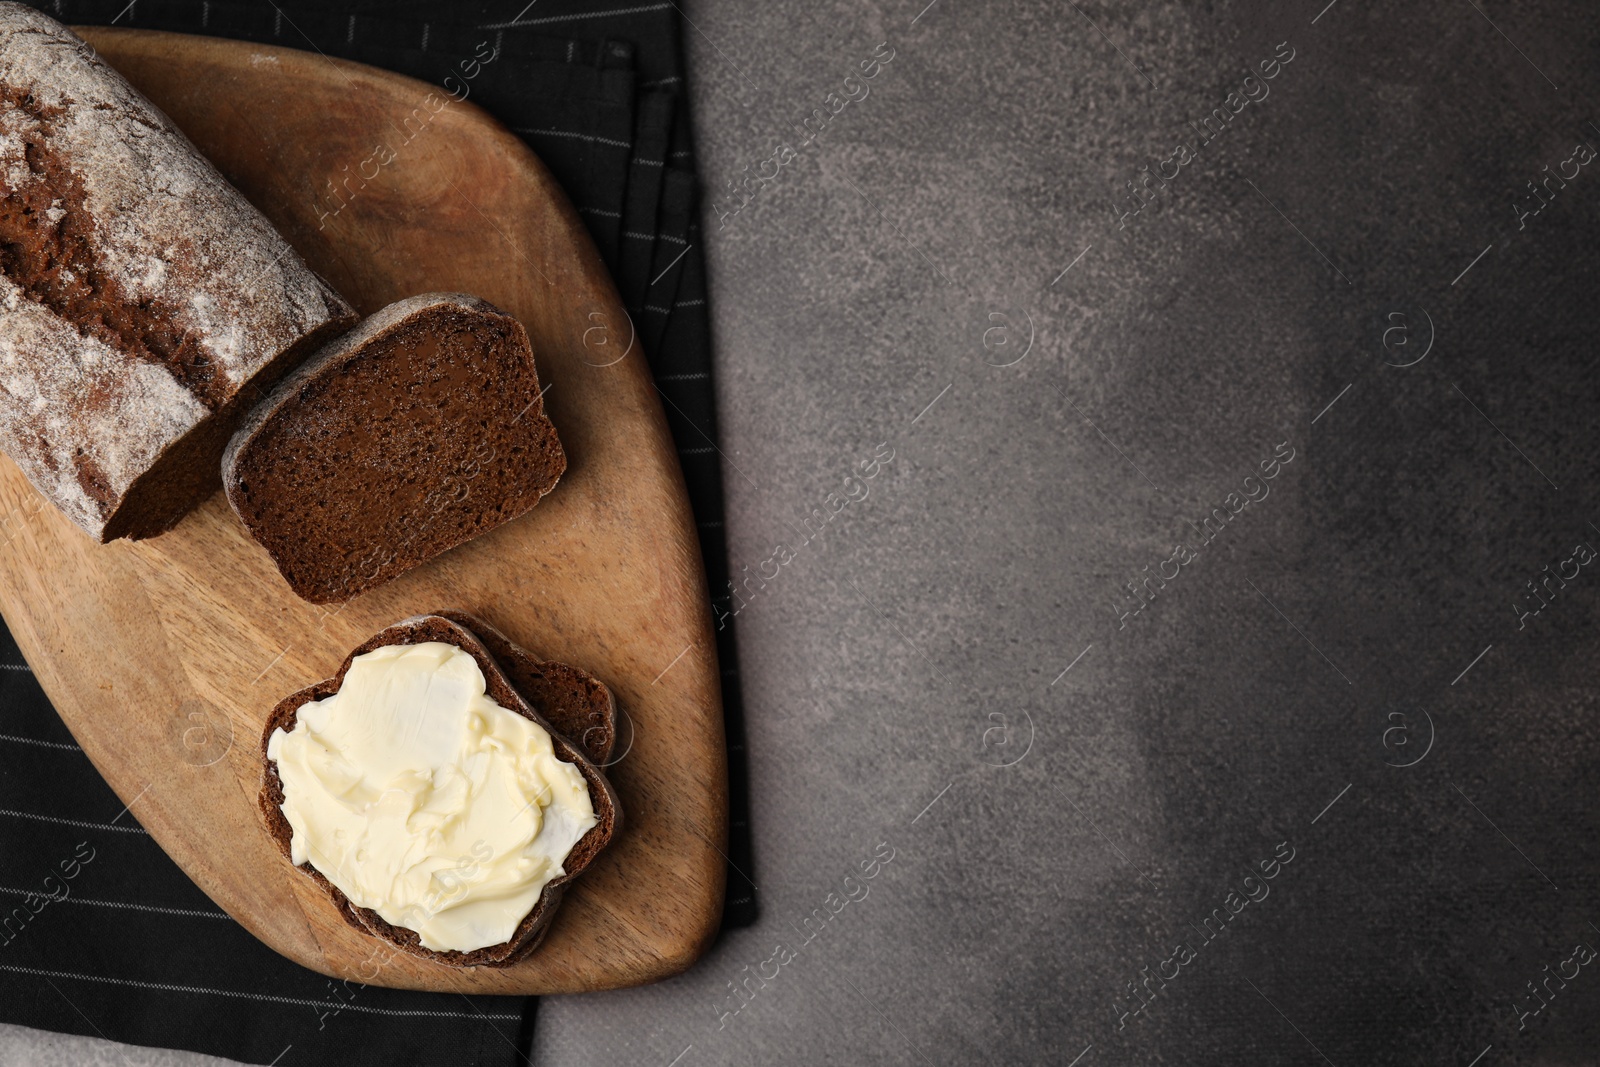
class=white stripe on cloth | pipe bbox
[482,2,670,30]
[513,128,630,149]
[0,809,146,834]
[0,734,80,752]
[0,963,522,1019]
[0,886,231,921]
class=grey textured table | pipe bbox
[8,0,1600,1064]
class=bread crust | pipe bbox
[0,5,356,540]
[258,613,621,968]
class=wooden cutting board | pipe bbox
[0,28,727,994]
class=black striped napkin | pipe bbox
[0,2,753,1063]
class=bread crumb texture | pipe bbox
[225,294,565,602]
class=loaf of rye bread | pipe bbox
[223,293,566,603]
[0,6,357,540]
[259,612,621,967]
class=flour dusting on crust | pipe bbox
[0,5,355,540]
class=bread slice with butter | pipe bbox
[258,613,621,968]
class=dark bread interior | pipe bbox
[258,613,621,968]
[225,294,566,603]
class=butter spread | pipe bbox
[266,641,597,953]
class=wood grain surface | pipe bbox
[0,28,727,994]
